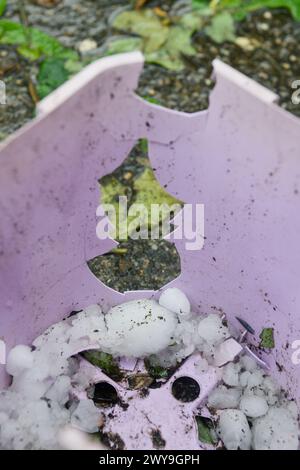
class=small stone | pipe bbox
[235,37,260,52]
[123,172,133,181]
[258,23,269,32]
[263,11,272,20]
[77,39,97,54]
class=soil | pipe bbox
[150,428,166,449]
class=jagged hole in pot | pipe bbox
[87,139,183,293]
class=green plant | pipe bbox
[0,0,6,17]
[0,20,78,60]
[193,0,300,21]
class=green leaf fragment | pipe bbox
[36,58,69,99]
[111,9,204,71]
[142,95,161,105]
[113,10,168,55]
[133,166,182,214]
[147,26,197,70]
[104,37,143,56]
[64,58,84,74]
[0,20,77,60]
[205,12,236,43]
[100,139,183,240]
[208,0,300,22]
[259,327,275,349]
[17,45,41,61]
[83,350,123,380]
[144,357,169,379]
[196,416,218,445]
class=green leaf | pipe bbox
[0,20,78,60]
[113,10,168,43]
[100,139,183,239]
[259,327,275,349]
[0,0,6,17]
[83,350,123,381]
[142,95,161,105]
[104,37,143,56]
[144,357,169,379]
[192,0,211,11]
[111,9,204,71]
[64,58,84,74]
[17,45,41,61]
[133,166,183,226]
[113,10,169,53]
[205,12,236,43]
[37,58,69,99]
[210,0,300,21]
[178,11,207,31]
[146,26,198,71]
[100,175,129,240]
[196,416,218,445]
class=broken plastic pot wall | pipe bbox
[0,52,300,403]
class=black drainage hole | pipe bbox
[92,382,119,407]
[172,376,200,403]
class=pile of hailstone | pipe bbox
[0,288,299,450]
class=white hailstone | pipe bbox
[195,357,209,374]
[105,299,177,357]
[218,409,252,450]
[33,321,70,349]
[70,306,106,343]
[208,385,241,409]
[0,419,21,443]
[239,371,251,388]
[10,369,53,400]
[263,376,279,395]
[240,355,258,372]
[18,400,51,428]
[286,401,299,420]
[252,406,299,450]
[247,369,264,388]
[266,392,278,406]
[239,395,269,418]
[222,363,240,387]
[72,367,94,389]
[59,426,107,450]
[71,400,101,433]
[198,314,230,346]
[252,386,265,398]
[45,375,71,406]
[159,288,191,316]
[84,304,103,316]
[214,338,243,367]
[6,345,34,377]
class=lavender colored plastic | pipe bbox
[0,51,300,423]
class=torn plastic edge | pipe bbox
[212,58,279,105]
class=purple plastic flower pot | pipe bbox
[0,52,300,448]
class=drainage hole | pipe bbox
[91,382,119,407]
[172,376,200,403]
